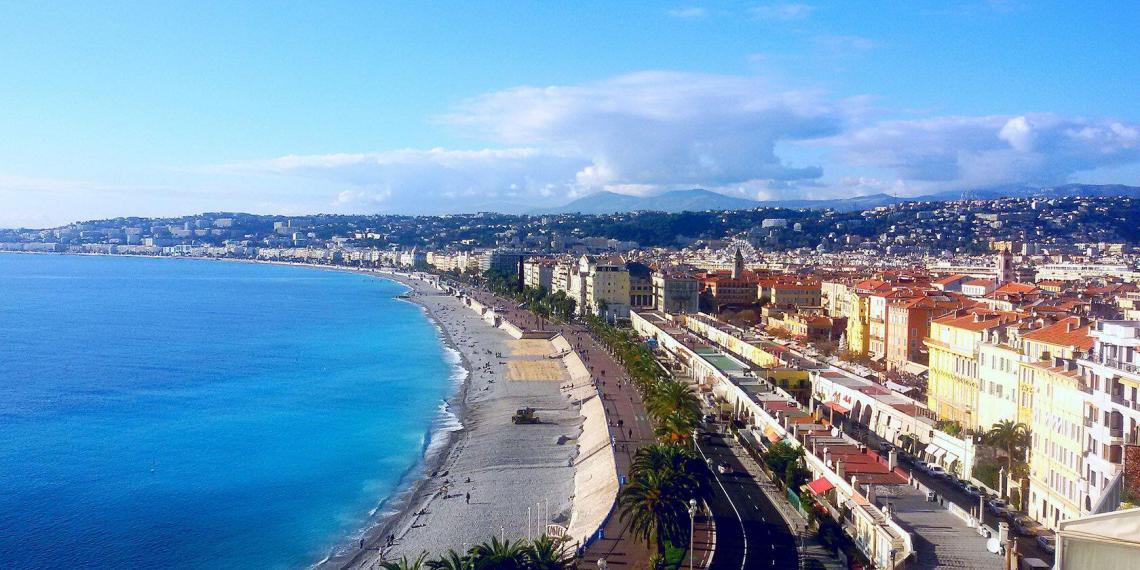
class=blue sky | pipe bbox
[1,1,1138,227]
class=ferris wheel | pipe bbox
[720,238,757,260]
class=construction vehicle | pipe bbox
[512,407,540,424]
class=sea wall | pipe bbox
[559,343,619,549]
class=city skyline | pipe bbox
[2,1,1138,228]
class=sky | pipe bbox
[1,1,1138,228]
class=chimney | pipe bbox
[973,312,984,323]
[836,459,846,481]
[866,483,876,503]
[888,449,898,471]
[824,447,832,465]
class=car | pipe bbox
[927,465,948,478]
[1010,515,1031,535]
[717,462,733,474]
[913,460,930,472]
[962,484,982,498]
[1036,535,1056,554]
[986,499,1010,516]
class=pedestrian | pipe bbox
[466,491,471,504]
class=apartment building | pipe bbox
[925,310,1019,430]
[570,255,631,319]
[769,281,822,310]
[886,294,974,370]
[522,257,556,291]
[651,272,700,314]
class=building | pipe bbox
[1054,507,1140,569]
[886,294,974,370]
[769,281,822,310]
[1025,356,1087,529]
[522,257,556,291]
[996,248,1015,285]
[571,255,631,319]
[925,310,1019,429]
[627,262,654,310]
[652,272,700,314]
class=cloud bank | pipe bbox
[238,72,1140,213]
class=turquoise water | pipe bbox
[0,254,454,569]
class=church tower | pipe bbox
[996,247,1014,284]
[732,247,745,279]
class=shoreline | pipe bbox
[317,273,477,569]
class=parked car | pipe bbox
[986,499,1010,516]
[1036,535,1056,554]
[1010,515,1031,535]
[963,484,983,498]
[913,460,930,472]
[927,465,948,478]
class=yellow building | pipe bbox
[925,310,1018,430]
[844,292,870,356]
[1025,358,1086,529]
[1019,317,1094,425]
[977,338,1022,431]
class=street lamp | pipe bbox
[688,498,698,570]
[597,558,607,570]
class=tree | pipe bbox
[986,420,1030,474]
[646,380,701,427]
[765,440,806,489]
[654,411,698,445]
[618,469,689,555]
[467,536,528,570]
[426,550,471,570]
[380,552,430,570]
[522,536,573,570]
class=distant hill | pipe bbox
[532,184,1140,215]
[531,189,759,215]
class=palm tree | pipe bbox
[467,536,528,570]
[380,552,429,570]
[426,549,471,570]
[523,535,573,570]
[986,420,1030,473]
[654,411,698,445]
[632,444,709,499]
[646,380,701,425]
[618,469,690,555]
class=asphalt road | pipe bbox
[696,431,799,570]
[846,425,1055,564]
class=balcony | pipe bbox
[1102,357,1140,376]
[1111,393,1127,406]
[1083,417,1094,428]
[1078,382,1094,395]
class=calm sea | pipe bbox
[0,254,454,569]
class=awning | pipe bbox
[807,477,835,495]
[900,361,929,377]
[943,451,959,465]
[871,353,885,362]
[928,446,947,460]
[884,380,915,394]
[763,425,782,443]
[824,401,851,414]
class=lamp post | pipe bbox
[688,498,698,570]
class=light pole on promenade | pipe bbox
[689,498,698,570]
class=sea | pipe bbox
[0,254,457,569]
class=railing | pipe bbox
[1083,417,1094,428]
[1078,382,1094,395]
[1111,393,1127,406]
[1103,357,1140,376]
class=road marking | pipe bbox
[696,440,747,570]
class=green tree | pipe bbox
[467,536,528,570]
[986,420,1030,475]
[380,552,430,570]
[618,469,690,555]
[426,550,471,570]
[522,535,574,570]
[646,380,701,427]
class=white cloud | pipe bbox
[442,71,838,187]
[226,73,1140,213]
[750,3,815,21]
[826,113,1140,193]
[666,7,707,19]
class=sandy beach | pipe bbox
[324,273,584,568]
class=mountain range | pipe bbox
[530,184,1140,215]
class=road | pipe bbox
[846,425,1055,564]
[696,430,799,570]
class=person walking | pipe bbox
[466,491,471,504]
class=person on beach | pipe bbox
[466,491,470,504]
